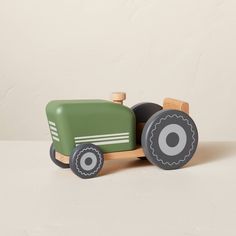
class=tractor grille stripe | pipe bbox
[52,136,60,142]
[74,132,129,140]
[48,120,60,142]
[51,131,58,137]
[75,135,129,143]
[48,121,56,126]
[76,139,129,146]
[50,126,57,132]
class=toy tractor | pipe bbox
[46,92,198,179]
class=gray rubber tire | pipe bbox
[49,143,70,168]
[142,110,198,169]
[70,144,104,179]
[131,102,163,123]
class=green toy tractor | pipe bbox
[46,92,198,179]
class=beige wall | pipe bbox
[0,0,236,141]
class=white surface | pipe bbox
[1,0,236,141]
[0,141,236,236]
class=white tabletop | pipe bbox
[0,141,235,236]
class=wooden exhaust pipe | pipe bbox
[111,92,126,105]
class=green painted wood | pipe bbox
[46,100,136,156]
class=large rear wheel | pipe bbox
[141,110,198,169]
[132,102,162,160]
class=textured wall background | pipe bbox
[0,0,236,141]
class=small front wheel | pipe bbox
[70,144,104,179]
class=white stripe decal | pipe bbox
[75,136,129,143]
[52,136,60,142]
[91,139,129,146]
[48,121,56,126]
[51,131,58,137]
[75,132,129,140]
[50,126,57,131]
[76,139,129,146]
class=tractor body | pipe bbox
[46,99,136,156]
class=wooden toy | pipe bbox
[46,92,198,179]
